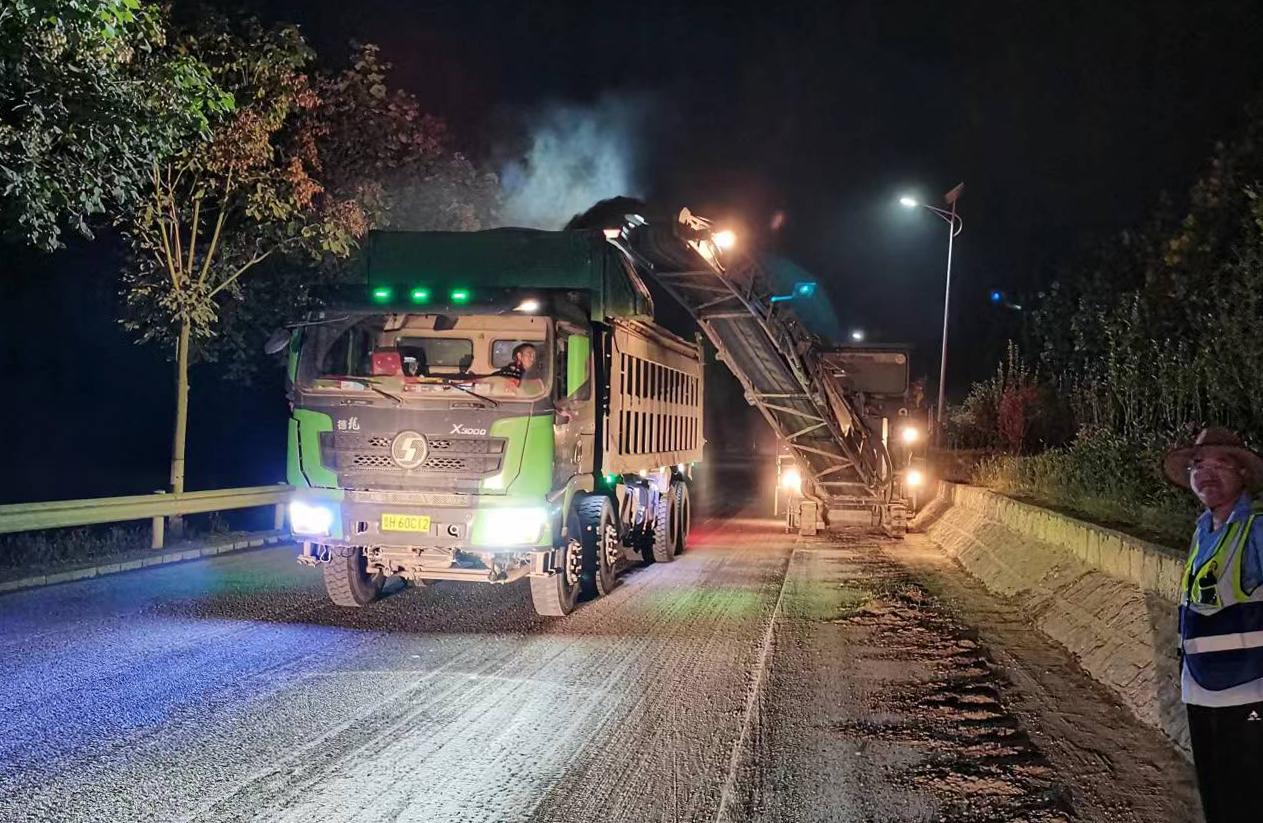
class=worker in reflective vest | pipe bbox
[1164,426,1263,823]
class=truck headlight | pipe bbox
[477,507,548,546]
[290,500,334,536]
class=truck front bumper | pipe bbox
[288,490,553,552]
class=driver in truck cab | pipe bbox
[497,343,543,393]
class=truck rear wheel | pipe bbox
[531,519,583,616]
[578,496,619,597]
[322,546,383,608]
[672,480,691,555]
[650,485,678,563]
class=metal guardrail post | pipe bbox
[151,491,167,550]
[273,483,287,530]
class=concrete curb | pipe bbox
[0,531,293,596]
[915,482,1191,757]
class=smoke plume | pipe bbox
[497,96,648,229]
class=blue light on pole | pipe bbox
[770,280,818,303]
[989,289,1023,311]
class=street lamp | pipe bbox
[899,183,964,444]
[850,329,865,342]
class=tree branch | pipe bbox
[198,208,228,286]
[167,171,183,281]
[186,193,202,277]
[207,248,275,299]
[197,171,234,286]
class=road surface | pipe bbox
[0,478,1198,822]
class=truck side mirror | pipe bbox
[263,328,293,355]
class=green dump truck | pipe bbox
[280,227,704,616]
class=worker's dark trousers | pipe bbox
[1187,700,1263,823]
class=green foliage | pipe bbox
[957,97,1263,539]
[947,341,1066,452]
[178,41,501,380]
[971,427,1197,545]
[0,0,229,249]
[119,13,343,351]
[1027,101,1263,448]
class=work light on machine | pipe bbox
[900,425,920,445]
[780,465,803,495]
[514,298,541,313]
[712,229,737,251]
[905,468,925,488]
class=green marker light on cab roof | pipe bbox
[410,287,431,304]
[370,286,393,303]
[450,288,471,304]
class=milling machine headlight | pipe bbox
[290,500,334,536]
[713,229,737,250]
[901,425,920,445]
[906,469,925,488]
[477,507,548,546]
[780,465,803,495]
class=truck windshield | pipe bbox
[297,314,551,401]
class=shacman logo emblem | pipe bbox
[390,431,428,470]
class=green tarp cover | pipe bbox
[362,228,653,321]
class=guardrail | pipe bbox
[0,485,292,549]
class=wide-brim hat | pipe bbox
[1163,426,1263,490]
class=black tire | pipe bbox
[578,495,620,598]
[672,480,691,555]
[322,546,383,608]
[530,514,583,616]
[650,485,678,563]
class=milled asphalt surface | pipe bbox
[0,472,1197,822]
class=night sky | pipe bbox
[5,0,1263,502]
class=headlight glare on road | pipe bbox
[289,500,334,536]
[780,466,803,495]
[478,507,547,546]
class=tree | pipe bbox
[120,16,369,496]
[163,42,501,383]
[0,0,228,249]
[119,22,497,495]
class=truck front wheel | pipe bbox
[322,546,383,608]
[531,514,583,616]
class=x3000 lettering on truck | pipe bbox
[281,225,705,615]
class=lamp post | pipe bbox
[900,184,964,444]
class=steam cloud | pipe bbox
[498,96,647,229]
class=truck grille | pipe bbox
[318,431,507,490]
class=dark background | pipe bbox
[5,0,1263,502]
